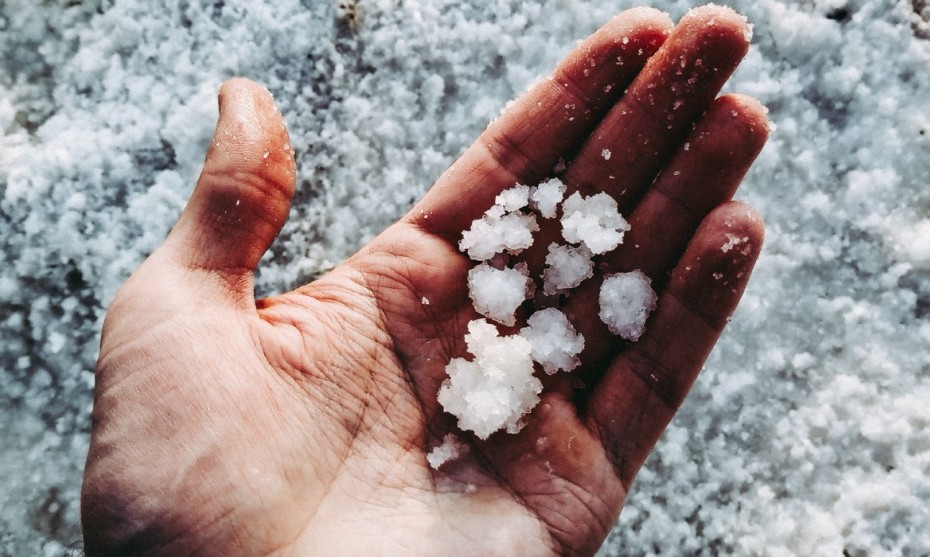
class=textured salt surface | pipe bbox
[427,433,465,470]
[437,319,542,440]
[561,191,631,254]
[599,271,658,341]
[2,1,930,555]
[453,181,628,435]
[467,262,534,326]
[520,308,585,374]
[543,243,595,295]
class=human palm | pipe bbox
[82,6,769,556]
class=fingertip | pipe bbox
[701,94,771,160]
[670,201,764,328]
[680,4,754,48]
[212,78,297,195]
[608,6,674,38]
[165,78,297,284]
[696,200,765,262]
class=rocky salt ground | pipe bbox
[2,0,930,555]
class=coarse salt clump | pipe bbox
[427,433,466,469]
[459,211,538,261]
[495,184,531,212]
[529,177,567,218]
[560,191,630,254]
[520,308,585,374]
[542,243,594,295]
[438,319,542,439]
[459,186,540,261]
[467,262,534,326]
[598,270,657,341]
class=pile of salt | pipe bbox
[440,181,657,440]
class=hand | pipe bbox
[81,6,768,556]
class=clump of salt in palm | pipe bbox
[542,243,594,295]
[459,184,538,261]
[560,191,630,254]
[437,319,542,440]
[599,270,657,341]
[467,263,534,326]
[520,308,585,374]
[440,182,656,440]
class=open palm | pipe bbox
[81,6,769,556]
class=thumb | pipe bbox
[161,78,296,295]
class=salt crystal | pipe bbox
[529,177,566,219]
[438,319,542,439]
[495,184,530,212]
[426,433,465,469]
[520,308,585,374]
[721,234,749,253]
[560,192,630,254]
[421,296,430,305]
[598,270,657,341]
[467,262,534,326]
[459,211,538,261]
[601,148,612,160]
[542,243,594,294]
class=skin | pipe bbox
[81,6,769,557]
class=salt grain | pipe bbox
[427,433,465,469]
[599,271,657,341]
[438,319,542,439]
[542,243,594,294]
[529,177,567,219]
[560,191,630,254]
[459,210,538,261]
[520,308,585,374]
[467,262,533,326]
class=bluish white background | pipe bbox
[1,0,928,555]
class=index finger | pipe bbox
[405,7,674,241]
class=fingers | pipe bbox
[540,94,768,377]
[406,7,674,240]
[162,78,296,295]
[584,202,764,486]
[565,5,753,209]
[520,5,753,272]
[601,94,769,280]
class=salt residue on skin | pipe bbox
[520,308,585,374]
[598,270,657,341]
[560,191,630,254]
[542,243,594,295]
[426,433,466,469]
[438,319,542,440]
[467,262,534,326]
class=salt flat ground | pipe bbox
[1,1,929,555]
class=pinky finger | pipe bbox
[583,201,764,487]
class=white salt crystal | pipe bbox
[529,177,567,219]
[438,319,542,439]
[520,308,585,374]
[598,270,657,341]
[426,433,465,469]
[495,184,531,212]
[560,191,630,254]
[721,233,750,253]
[467,262,534,326]
[601,148,612,160]
[542,243,594,295]
[421,296,430,305]
[459,211,538,261]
